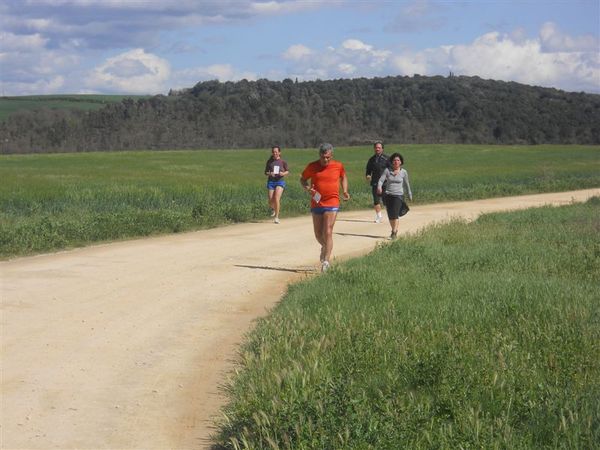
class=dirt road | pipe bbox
[1,189,597,450]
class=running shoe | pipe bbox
[375,214,383,223]
[270,209,276,217]
[389,231,397,240]
[274,217,280,224]
[321,260,330,272]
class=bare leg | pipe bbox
[373,186,383,222]
[312,213,328,263]
[267,189,275,214]
[312,213,326,247]
[374,200,383,223]
[273,186,284,218]
[320,211,338,263]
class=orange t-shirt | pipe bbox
[301,160,346,208]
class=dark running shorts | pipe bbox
[384,195,409,219]
[371,184,385,205]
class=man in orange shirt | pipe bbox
[300,143,350,272]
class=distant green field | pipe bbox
[0,94,151,121]
[1,144,599,258]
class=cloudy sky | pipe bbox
[1,0,599,96]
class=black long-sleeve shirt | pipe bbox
[365,153,390,186]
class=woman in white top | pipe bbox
[377,152,412,239]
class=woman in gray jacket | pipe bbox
[377,152,412,239]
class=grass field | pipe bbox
[215,198,600,449]
[1,144,599,258]
[0,94,150,122]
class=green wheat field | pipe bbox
[0,94,150,122]
[1,144,598,258]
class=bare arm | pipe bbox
[300,177,313,193]
[341,173,350,200]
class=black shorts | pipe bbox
[384,195,408,220]
[371,184,385,205]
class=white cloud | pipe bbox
[283,44,312,60]
[385,28,600,93]
[250,1,326,15]
[540,21,598,52]
[338,63,356,74]
[339,39,390,67]
[0,31,78,94]
[448,32,540,79]
[342,39,372,52]
[392,53,428,76]
[510,27,528,44]
[0,31,47,51]
[444,31,599,92]
[281,38,391,80]
[190,63,255,81]
[85,49,171,94]
[170,64,257,90]
[280,27,598,93]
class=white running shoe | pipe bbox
[274,217,280,224]
[375,214,382,223]
[270,209,276,217]
[321,260,330,272]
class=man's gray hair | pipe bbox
[319,142,334,155]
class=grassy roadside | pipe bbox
[1,145,599,258]
[215,198,600,449]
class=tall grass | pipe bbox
[215,198,600,449]
[1,145,599,258]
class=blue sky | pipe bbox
[1,0,599,96]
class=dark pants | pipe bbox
[371,184,385,206]
[384,195,408,219]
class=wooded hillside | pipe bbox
[2,75,599,154]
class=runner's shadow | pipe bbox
[235,264,316,273]
[335,232,386,239]
[337,218,373,223]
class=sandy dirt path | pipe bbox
[1,189,598,450]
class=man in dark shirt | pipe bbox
[365,141,389,223]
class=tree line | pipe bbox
[1,74,599,154]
